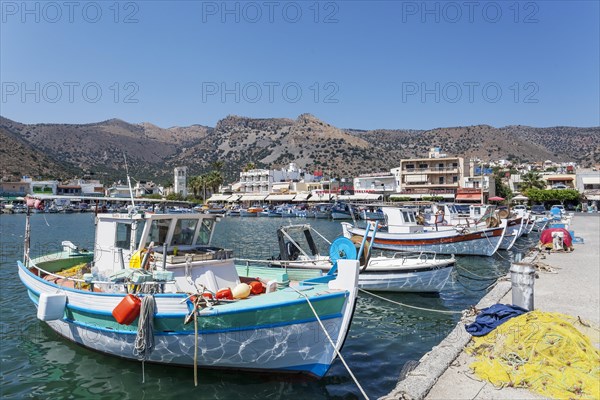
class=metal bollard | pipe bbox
[510,262,535,310]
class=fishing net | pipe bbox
[467,311,600,399]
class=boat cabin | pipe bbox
[381,208,426,234]
[93,213,237,293]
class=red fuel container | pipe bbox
[112,294,141,325]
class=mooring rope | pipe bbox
[133,294,156,383]
[194,307,199,387]
[291,287,370,400]
[455,265,507,281]
[358,288,463,315]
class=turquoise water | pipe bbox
[0,213,535,399]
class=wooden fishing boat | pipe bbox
[264,224,456,293]
[17,200,360,378]
[341,207,505,256]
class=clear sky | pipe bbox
[1,1,598,130]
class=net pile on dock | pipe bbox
[467,310,600,399]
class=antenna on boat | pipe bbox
[123,153,136,211]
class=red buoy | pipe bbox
[215,288,233,300]
[248,281,264,295]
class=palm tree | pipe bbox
[520,171,545,192]
[188,176,203,199]
[211,161,224,172]
[207,171,223,193]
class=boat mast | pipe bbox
[24,204,31,267]
[123,153,136,211]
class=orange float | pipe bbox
[248,281,264,295]
[216,288,233,300]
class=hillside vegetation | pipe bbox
[1,115,597,183]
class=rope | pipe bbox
[358,288,463,314]
[134,294,156,383]
[194,308,199,387]
[290,286,369,400]
[453,278,499,293]
[455,265,507,281]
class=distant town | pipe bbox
[1,147,599,211]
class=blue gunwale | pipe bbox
[27,291,343,335]
[20,261,349,318]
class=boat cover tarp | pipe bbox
[539,228,573,248]
[467,311,600,399]
[465,304,528,336]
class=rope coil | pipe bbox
[134,294,156,383]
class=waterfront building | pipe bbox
[29,180,59,196]
[106,184,131,198]
[238,163,315,195]
[0,180,31,197]
[576,169,600,207]
[349,172,396,201]
[56,185,82,196]
[389,147,465,201]
[132,180,163,197]
[542,173,576,190]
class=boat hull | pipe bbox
[331,212,352,220]
[344,225,505,256]
[269,255,455,293]
[357,264,453,292]
[498,218,522,250]
[18,260,357,378]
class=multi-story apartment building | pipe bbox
[238,163,314,194]
[390,147,465,200]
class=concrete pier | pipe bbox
[382,214,600,400]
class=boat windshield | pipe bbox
[146,219,171,247]
[171,219,198,246]
[115,221,145,250]
[198,218,214,245]
[402,211,416,223]
[446,205,458,214]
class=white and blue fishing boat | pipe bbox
[342,207,506,256]
[331,202,355,220]
[264,224,456,293]
[17,199,360,379]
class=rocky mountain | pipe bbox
[1,115,598,184]
[1,119,77,180]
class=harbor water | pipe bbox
[0,213,536,399]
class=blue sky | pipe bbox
[1,1,598,130]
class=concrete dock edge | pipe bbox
[380,251,539,400]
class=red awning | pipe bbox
[456,193,482,201]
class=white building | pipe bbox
[29,180,59,196]
[174,167,188,197]
[107,184,131,198]
[238,163,314,195]
[576,170,600,205]
[133,181,163,197]
[353,172,396,192]
[70,179,104,196]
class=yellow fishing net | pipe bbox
[59,262,91,289]
[468,311,600,399]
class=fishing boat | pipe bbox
[312,203,332,219]
[424,203,522,251]
[264,224,456,293]
[342,207,505,256]
[17,199,360,378]
[330,202,355,220]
